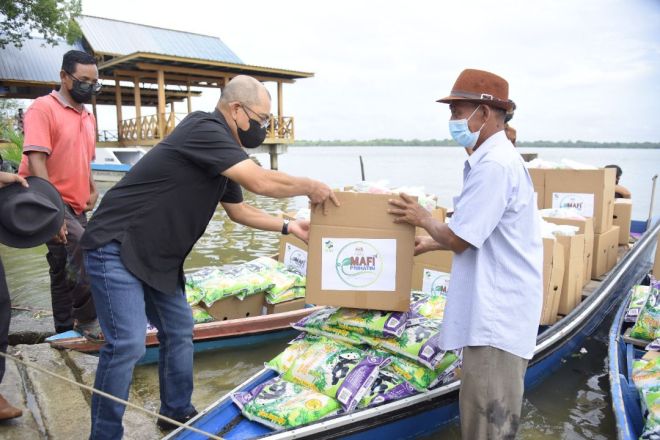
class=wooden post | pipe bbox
[91,95,98,142]
[157,69,166,138]
[269,145,279,170]
[133,76,142,141]
[186,82,192,114]
[277,81,283,138]
[114,74,123,142]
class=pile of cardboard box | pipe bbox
[529,167,627,274]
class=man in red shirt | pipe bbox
[18,50,101,339]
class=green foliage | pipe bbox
[0,99,20,131]
[1,126,23,163]
[0,0,82,49]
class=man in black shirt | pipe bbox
[81,75,338,439]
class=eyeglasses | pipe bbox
[240,103,272,129]
[66,72,102,94]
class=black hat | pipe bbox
[0,176,64,248]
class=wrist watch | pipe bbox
[281,219,290,235]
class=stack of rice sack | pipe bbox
[184,257,307,323]
[627,281,660,438]
[231,289,462,430]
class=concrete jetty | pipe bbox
[0,344,161,439]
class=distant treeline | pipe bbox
[294,139,660,149]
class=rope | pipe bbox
[0,350,225,440]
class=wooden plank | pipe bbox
[157,70,166,138]
[135,62,293,84]
[113,74,123,139]
[623,327,651,348]
[133,76,142,140]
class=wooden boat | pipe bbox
[608,234,659,439]
[164,219,659,440]
[48,306,321,365]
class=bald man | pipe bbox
[80,75,338,439]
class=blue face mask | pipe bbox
[448,106,485,148]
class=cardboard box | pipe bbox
[544,168,616,234]
[592,226,619,278]
[203,293,264,321]
[307,192,415,312]
[543,217,594,288]
[528,168,546,210]
[278,235,308,275]
[411,250,453,293]
[263,298,306,315]
[606,225,621,272]
[416,207,448,236]
[555,234,585,315]
[541,238,564,325]
[613,199,632,245]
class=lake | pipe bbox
[0,145,658,438]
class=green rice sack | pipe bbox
[358,370,417,408]
[640,386,660,439]
[326,308,408,339]
[190,306,213,324]
[630,282,660,341]
[626,285,652,323]
[184,284,204,307]
[282,338,389,411]
[266,286,306,304]
[292,307,363,345]
[368,347,459,391]
[232,376,341,430]
[409,292,447,325]
[633,356,660,391]
[266,333,321,373]
[368,319,446,369]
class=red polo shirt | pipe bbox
[19,91,96,214]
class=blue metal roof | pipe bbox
[0,38,84,83]
[76,15,244,64]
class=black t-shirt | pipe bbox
[81,109,248,294]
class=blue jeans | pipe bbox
[84,241,195,440]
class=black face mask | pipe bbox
[69,80,94,104]
[237,118,267,148]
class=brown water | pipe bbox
[2,146,657,438]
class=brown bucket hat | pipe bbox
[437,68,514,111]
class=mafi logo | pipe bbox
[287,248,307,275]
[559,195,584,211]
[335,241,383,287]
[324,240,334,252]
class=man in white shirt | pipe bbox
[389,69,542,439]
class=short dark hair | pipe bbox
[61,50,97,74]
[605,164,622,179]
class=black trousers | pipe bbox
[45,206,96,333]
[0,257,10,384]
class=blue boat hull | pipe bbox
[168,221,659,440]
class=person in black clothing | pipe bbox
[0,172,65,420]
[80,75,339,439]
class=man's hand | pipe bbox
[309,181,340,215]
[388,193,431,227]
[414,235,440,256]
[53,223,68,244]
[84,189,99,212]
[288,219,310,243]
[0,172,28,189]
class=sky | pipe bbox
[83,0,660,143]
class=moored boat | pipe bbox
[164,220,660,440]
[48,306,321,365]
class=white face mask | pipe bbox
[448,105,485,148]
